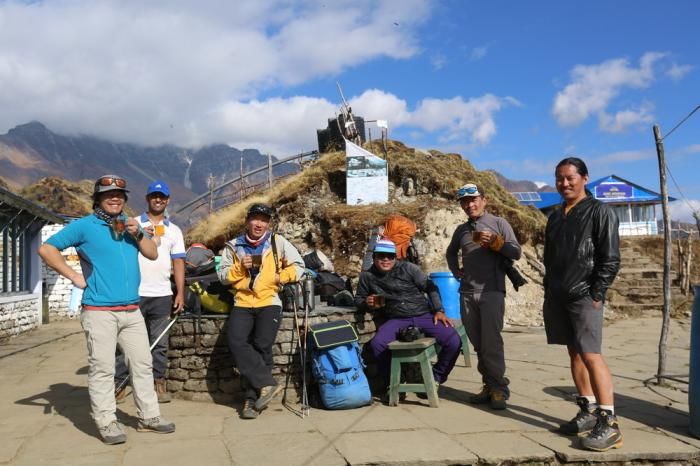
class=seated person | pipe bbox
[355,239,462,390]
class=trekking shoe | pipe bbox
[154,378,172,403]
[115,383,128,405]
[137,416,176,434]
[241,399,259,419]
[490,389,507,410]
[580,409,623,451]
[559,396,598,436]
[469,385,491,404]
[254,384,283,411]
[98,421,127,445]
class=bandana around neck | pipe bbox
[245,231,270,248]
[94,207,120,225]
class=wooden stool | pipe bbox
[454,324,472,367]
[388,338,439,407]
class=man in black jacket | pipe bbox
[543,157,622,452]
[355,239,461,393]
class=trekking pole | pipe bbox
[290,289,308,418]
[115,315,180,394]
[302,288,311,417]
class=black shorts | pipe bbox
[543,294,603,354]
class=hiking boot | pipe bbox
[115,383,128,405]
[559,396,598,436]
[254,384,283,411]
[580,409,623,451]
[154,378,171,403]
[137,416,176,434]
[469,385,491,404]
[98,421,127,445]
[490,389,507,410]
[241,399,259,419]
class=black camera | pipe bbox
[397,325,424,342]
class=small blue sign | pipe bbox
[595,183,633,200]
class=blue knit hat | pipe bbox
[373,239,397,254]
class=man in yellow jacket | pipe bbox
[218,203,304,419]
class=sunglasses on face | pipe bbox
[98,176,127,189]
[375,253,396,260]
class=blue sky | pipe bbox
[0,0,698,219]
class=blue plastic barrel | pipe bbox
[690,285,700,438]
[429,272,461,319]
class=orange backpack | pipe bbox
[382,215,418,262]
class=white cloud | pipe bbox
[598,102,655,133]
[430,54,447,70]
[0,0,431,148]
[552,52,665,129]
[351,90,515,145]
[666,63,694,81]
[470,46,488,61]
[669,199,700,223]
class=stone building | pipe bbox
[0,186,64,339]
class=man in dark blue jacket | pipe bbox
[355,239,461,393]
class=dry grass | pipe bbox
[187,140,548,252]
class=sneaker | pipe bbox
[98,421,127,445]
[154,378,172,403]
[254,384,283,411]
[559,396,598,436]
[580,409,623,452]
[490,389,507,410]
[241,399,259,419]
[115,383,128,405]
[137,416,176,434]
[469,385,491,404]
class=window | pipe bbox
[0,219,31,294]
[631,204,654,222]
[611,205,631,223]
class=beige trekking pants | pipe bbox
[80,309,160,428]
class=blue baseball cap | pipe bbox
[146,180,170,197]
[373,239,397,254]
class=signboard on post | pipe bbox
[345,139,388,205]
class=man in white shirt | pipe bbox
[115,180,186,403]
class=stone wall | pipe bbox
[41,224,81,320]
[166,306,378,402]
[0,294,40,339]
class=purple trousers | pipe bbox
[369,312,462,384]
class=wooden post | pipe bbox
[207,174,214,213]
[654,124,672,384]
[240,157,244,199]
[268,153,273,189]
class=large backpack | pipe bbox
[308,320,372,410]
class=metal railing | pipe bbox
[175,150,318,215]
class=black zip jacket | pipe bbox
[354,260,443,318]
[543,194,620,302]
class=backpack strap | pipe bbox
[270,233,281,274]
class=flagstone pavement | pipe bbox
[0,315,697,465]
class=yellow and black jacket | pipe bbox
[218,233,304,308]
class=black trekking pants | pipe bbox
[227,305,282,400]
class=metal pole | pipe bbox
[654,124,672,385]
[115,316,180,393]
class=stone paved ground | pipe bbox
[0,315,698,465]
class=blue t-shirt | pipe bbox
[45,214,141,306]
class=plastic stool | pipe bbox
[388,338,439,407]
